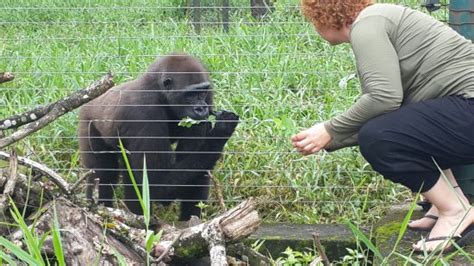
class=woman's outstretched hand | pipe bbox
[291,123,332,155]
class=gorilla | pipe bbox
[78,53,239,221]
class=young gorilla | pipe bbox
[78,54,239,221]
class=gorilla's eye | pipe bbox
[163,78,173,88]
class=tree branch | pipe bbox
[0,73,114,147]
[0,151,71,195]
[0,150,18,214]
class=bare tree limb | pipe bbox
[312,233,330,266]
[0,151,71,195]
[70,171,92,193]
[0,105,53,130]
[155,232,182,263]
[0,150,18,214]
[0,73,114,147]
[0,72,14,84]
[203,219,228,266]
[153,198,260,260]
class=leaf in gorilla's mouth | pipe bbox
[178,114,216,128]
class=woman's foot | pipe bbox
[408,205,439,231]
[413,206,474,252]
[409,186,468,231]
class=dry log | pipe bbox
[0,73,114,147]
[0,170,53,205]
[0,151,71,195]
[154,198,260,262]
[9,197,259,264]
[11,198,144,264]
[0,72,14,84]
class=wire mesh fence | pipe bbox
[0,0,448,223]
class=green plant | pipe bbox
[119,139,162,265]
[274,247,316,266]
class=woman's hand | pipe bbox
[291,123,332,155]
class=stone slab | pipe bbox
[247,223,357,261]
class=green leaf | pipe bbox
[393,252,422,265]
[393,194,420,251]
[0,236,37,265]
[118,139,145,212]
[145,230,155,253]
[8,198,44,264]
[154,230,163,243]
[346,221,383,261]
[142,155,150,227]
[178,117,202,128]
[52,203,66,266]
[0,249,18,266]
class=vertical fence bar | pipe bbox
[222,0,230,32]
[449,0,474,201]
[449,0,474,41]
[192,0,201,34]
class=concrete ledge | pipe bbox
[246,223,357,261]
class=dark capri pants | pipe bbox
[358,96,474,193]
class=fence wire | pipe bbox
[0,1,439,218]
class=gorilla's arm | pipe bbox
[124,111,238,186]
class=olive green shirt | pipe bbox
[324,4,474,151]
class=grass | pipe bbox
[0,0,418,225]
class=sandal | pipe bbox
[416,200,432,213]
[413,223,474,254]
[408,214,438,232]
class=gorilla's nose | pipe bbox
[193,106,209,118]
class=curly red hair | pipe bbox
[301,0,373,29]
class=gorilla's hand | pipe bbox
[211,110,239,138]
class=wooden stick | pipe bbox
[0,151,71,195]
[0,72,14,84]
[70,171,92,192]
[203,219,227,266]
[312,233,330,266]
[153,198,260,260]
[0,73,113,147]
[155,232,183,263]
[0,150,18,214]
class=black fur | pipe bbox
[78,54,238,220]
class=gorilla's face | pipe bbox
[145,54,214,121]
[163,76,211,120]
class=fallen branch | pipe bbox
[11,198,144,264]
[0,73,114,147]
[70,171,92,193]
[155,232,182,263]
[312,233,330,266]
[0,72,14,84]
[227,243,272,265]
[153,198,260,262]
[0,150,18,214]
[0,151,71,195]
